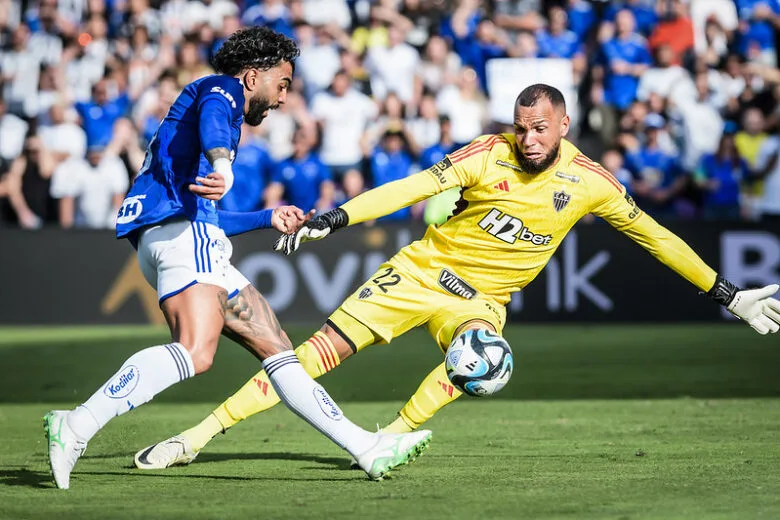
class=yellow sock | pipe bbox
[182,332,342,451]
[382,362,462,433]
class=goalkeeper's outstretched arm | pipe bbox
[620,213,780,335]
[274,168,455,255]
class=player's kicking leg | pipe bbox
[135,283,431,480]
[134,312,496,471]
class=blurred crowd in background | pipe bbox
[2,0,780,229]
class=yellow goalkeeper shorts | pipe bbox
[330,262,506,352]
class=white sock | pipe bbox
[68,343,194,442]
[263,351,377,458]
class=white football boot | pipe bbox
[355,430,432,481]
[134,435,198,469]
[43,410,87,490]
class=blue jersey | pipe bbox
[604,3,658,36]
[220,142,273,213]
[271,152,332,212]
[567,1,596,41]
[700,154,747,207]
[420,142,458,170]
[116,75,244,240]
[536,29,583,59]
[75,94,131,148]
[370,147,414,221]
[601,35,652,110]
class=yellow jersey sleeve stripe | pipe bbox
[573,154,623,191]
[450,135,503,163]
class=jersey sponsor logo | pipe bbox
[495,159,523,173]
[553,190,571,212]
[428,156,452,185]
[210,86,237,109]
[493,180,510,192]
[116,195,146,224]
[438,269,477,300]
[313,386,343,420]
[555,171,580,183]
[478,208,553,245]
[103,365,139,399]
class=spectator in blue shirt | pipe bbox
[370,128,415,221]
[599,9,653,111]
[624,113,690,217]
[265,128,334,213]
[74,78,131,149]
[455,19,510,94]
[604,0,659,36]
[696,132,749,220]
[219,128,274,213]
[536,7,586,81]
[420,116,458,169]
[735,0,780,66]
[565,0,597,42]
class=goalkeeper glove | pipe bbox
[273,208,349,256]
[707,275,780,334]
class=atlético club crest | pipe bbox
[553,190,571,212]
[359,287,373,300]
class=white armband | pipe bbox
[213,157,235,196]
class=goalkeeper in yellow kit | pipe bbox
[135,84,780,469]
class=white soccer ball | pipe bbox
[445,329,514,397]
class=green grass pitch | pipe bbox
[0,324,779,519]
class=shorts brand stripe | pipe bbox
[201,223,212,273]
[190,223,201,273]
[195,222,207,273]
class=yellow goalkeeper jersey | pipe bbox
[341,134,716,306]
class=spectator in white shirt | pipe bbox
[365,24,421,104]
[50,145,129,229]
[1,24,41,118]
[0,97,28,163]
[311,70,378,179]
[637,44,691,103]
[436,66,488,146]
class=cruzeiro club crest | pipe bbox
[552,189,571,212]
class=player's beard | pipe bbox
[517,141,561,175]
[245,94,273,126]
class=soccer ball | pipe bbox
[445,329,513,397]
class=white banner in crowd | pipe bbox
[486,58,578,127]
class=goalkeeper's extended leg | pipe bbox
[135,331,345,469]
[382,362,462,433]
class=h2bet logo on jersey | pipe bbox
[478,208,553,245]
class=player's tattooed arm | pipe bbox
[204,147,231,165]
[190,147,234,200]
[221,285,294,359]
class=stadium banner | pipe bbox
[1,221,779,325]
[486,58,579,128]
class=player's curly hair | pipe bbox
[213,27,300,76]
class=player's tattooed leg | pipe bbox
[221,285,293,360]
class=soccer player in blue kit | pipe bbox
[43,27,431,490]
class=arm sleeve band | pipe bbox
[218,209,274,237]
[341,170,446,225]
[620,213,718,292]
